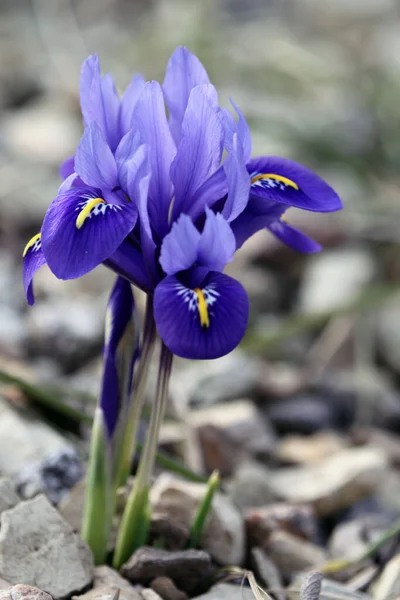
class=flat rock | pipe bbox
[263,531,327,578]
[0,398,67,476]
[191,584,254,600]
[72,566,142,600]
[370,554,400,600]
[229,460,279,510]
[150,577,188,600]
[329,516,393,563]
[245,503,318,545]
[0,585,52,600]
[287,576,371,600]
[0,480,19,516]
[121,547,212,594]
[0,495,93,600]
[191,400,276,474]
[275,431,347,465]
[150,474,245,565]
[267,447,388,516]
[266,396,339,435]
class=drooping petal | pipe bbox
[170,84,224,222]
[131,81,176,237]
[162,46,210,145]
[159,214,201,275]
[197,208,236,272]
[22,233,46,305]
[104,238,153,293]
[248,156,342,213]
[222,133,251,222]
[59,156,75,180]
[268,220,322,253]
[154,271,249,360]
[75,122,118,191]
[230,195,286,249]
[118,74,146,138]
[224,99,252,163]
[41,187,138,280]
[101,276,140,437]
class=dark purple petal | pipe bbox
[268,220,322,253]
[230,195,286,249]
[170,84,224,222]
[189,166,228,222]
[22,233,46,305]
[131,81,176,237]
[248,156,342,213]
[59,156,75,180]
[119,74,146,138]
[101,276,139,437]
[224,100,252,163]
[74,122,118,190]
[159,214,201,275]
[41,187,138,280]
[222,133,250,222]
[162,46,210,145]
[104,239,153,293]
[154,271,249,359]
[197,208,235,272]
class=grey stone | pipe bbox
[329,516,393,563]
[250,548,284,600]
[0,585,53,600]
[0,480,19,516]
[245,503,318,545]
[150,577,188,600]
[121,547,212,593]
[377,300,400,374]
[0,397,67,476]
[266,396,339,435]
[229,460,279,510]
[288,577,371,600]
[370,554,400,600]
[192,584,254,600]
[140,591,163,600]
[150,474,245,566]
[72,566,142,600]
[0,495,93,599]
[263,531,327,578]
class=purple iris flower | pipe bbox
[22,47,342,361]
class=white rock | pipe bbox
[371,554,400,600]
[192,584,254,600]
[150,474,245,566]
[0,480,19,517]
[72,566,142,600]
[0,495,93,599]
[0,397,67,476]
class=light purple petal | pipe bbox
[115,129,143,194]
[222,133,251,222]
[198,208,235,272]
[154,271,249,359]
[75,122,117,190]
[41,187,138,280]
[162,46,210,145]
[119,74,146,138]
[58,172,83,194]
[22,233,46,305]
[159,214,201,275]
[248,156,342,213]
[189,166,228,222]
[170,84,224,222]
[131,81,176,237]
[268,220,322,253]
[100,73,120,152]
[59,156,75,180]
[224,100,252,163]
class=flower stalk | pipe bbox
[113,342,173,569]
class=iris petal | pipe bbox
[248,156,342,213]
[154,271,249,360]
[160,214,201,276]
[268,220,322,253]
[41,187,138,280]
[163,46,210,145]
[118,74,145,138]
[222,133,250,223]
[75,122,118,191]
[22,233,46,305]
[197,208,236,272]
[59,156,75,180]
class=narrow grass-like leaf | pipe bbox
[188,470,220,548]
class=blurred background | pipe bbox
[2,0,400,589]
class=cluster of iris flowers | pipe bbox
[22,47,342,565]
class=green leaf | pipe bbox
[189,470,220,548]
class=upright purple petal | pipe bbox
[41,187,137,280]
[162,46,210,145]
[100,73,120,152]
[224,100,252,163]
[159,214,201,275]
[197,208,235,272]
[248,156,342,213]
[22,233,46,305]
[154,271,249,359]
[189,166,228,223]
[131,81,176,237]
[59,156,75,180]
[170,84,224,222]
[119,74,146,138]
[268,220,322,253]
[222,133,251,222]
[75,122,118,191]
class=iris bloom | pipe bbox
[23,47,342,361]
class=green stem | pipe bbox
[113,342,173,569]
[81,408,112,564]
[189,470,220,548]
[112,297,157,489]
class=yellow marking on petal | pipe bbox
[22,233,41,258]
[251,173,299,190]
[75,198,106,229]
[194,288,210,328]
